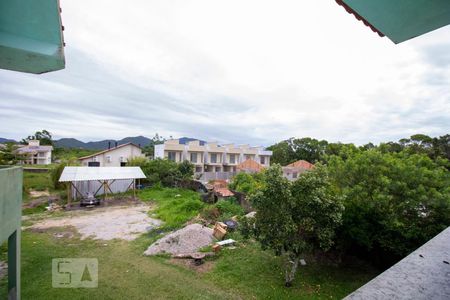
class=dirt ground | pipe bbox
[29,204,162,241]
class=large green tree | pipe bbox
[328,149,450,261]
[248,165,343,286]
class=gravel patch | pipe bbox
[144,224,214,256]
[31,205,162,241]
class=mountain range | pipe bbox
[0,136,204,150]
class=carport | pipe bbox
[59,167,146,206]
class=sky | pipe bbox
[0,0,449,146]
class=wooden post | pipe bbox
[133,179,136,200]
[67,182,72,207]
[103,181,107,202]
[8,230,20,300]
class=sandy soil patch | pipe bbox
[144,223,214,255]
[30,205,162,241]
[170,258,215,273]
[29,190,50,198]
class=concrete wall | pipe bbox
[0,166,22,243]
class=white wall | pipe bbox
[154,144,164,159]
[80,145,144,167]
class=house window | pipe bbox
[229,154,236,164]
[120,156,125,162]
[93,156,98,162]
[293,172,298,179]
[260,156,265,165]
[246,155,252,160]
[106,156,112,163]
[210,153,217,163]
[168,152,176,161]
[190,153,197,163]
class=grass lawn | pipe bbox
[0,187,379,299]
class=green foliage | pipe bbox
[229,172,264,196]
[215,199,245,219]
[141,158,181,186]
[248,164,343,286]
[52,147,98,161]
[178,160,195,179]
[141,133,165,158]
[127,156,149,167]
[0,142,23,165]
[50,159,80,190]
[328,149,450,260]
[138,187,205,228]
[22,129,53,146]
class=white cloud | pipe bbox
[0,0,449,145]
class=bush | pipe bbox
[229,172,264,196]
[178,160,194,179]
[215,199,245,219]
[139,187,205,228]
[141,159,181,187]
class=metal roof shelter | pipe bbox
[336,0,450,44]
[59,167,146,206]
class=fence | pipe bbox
[195,171,237,182]
[71,179,135,200]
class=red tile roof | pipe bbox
[236,159,265,173]
[286,160,314,170]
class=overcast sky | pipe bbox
[1,0,449,146]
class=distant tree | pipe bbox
[0,143,24,165]
[22,129,53,146]
[290,137,328,163]
[142,133,165,158]
[267,140,296,165]
[127,156,149,167]
[268,137,328,165]
[247,165,343,287]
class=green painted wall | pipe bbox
[343,0,450,43]
[0,166,22,244]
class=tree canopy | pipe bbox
[247,165,344,286]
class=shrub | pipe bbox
[229,172,264,196]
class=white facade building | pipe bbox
[79,143,145,167]
[17,140,53,165]
[154,139,272,173]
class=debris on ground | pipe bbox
[144,224,214,256]
[245,211,256,218]
[216,239,236,247]
[300,259,307,266]
[46,203,63,212]
[213,222,227,240]
[212,244,221,252]
[172,252,215,265]
[224,220,238,231]
[0,261,7,280]
[31,205,161,241]
[53,231,74,239]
